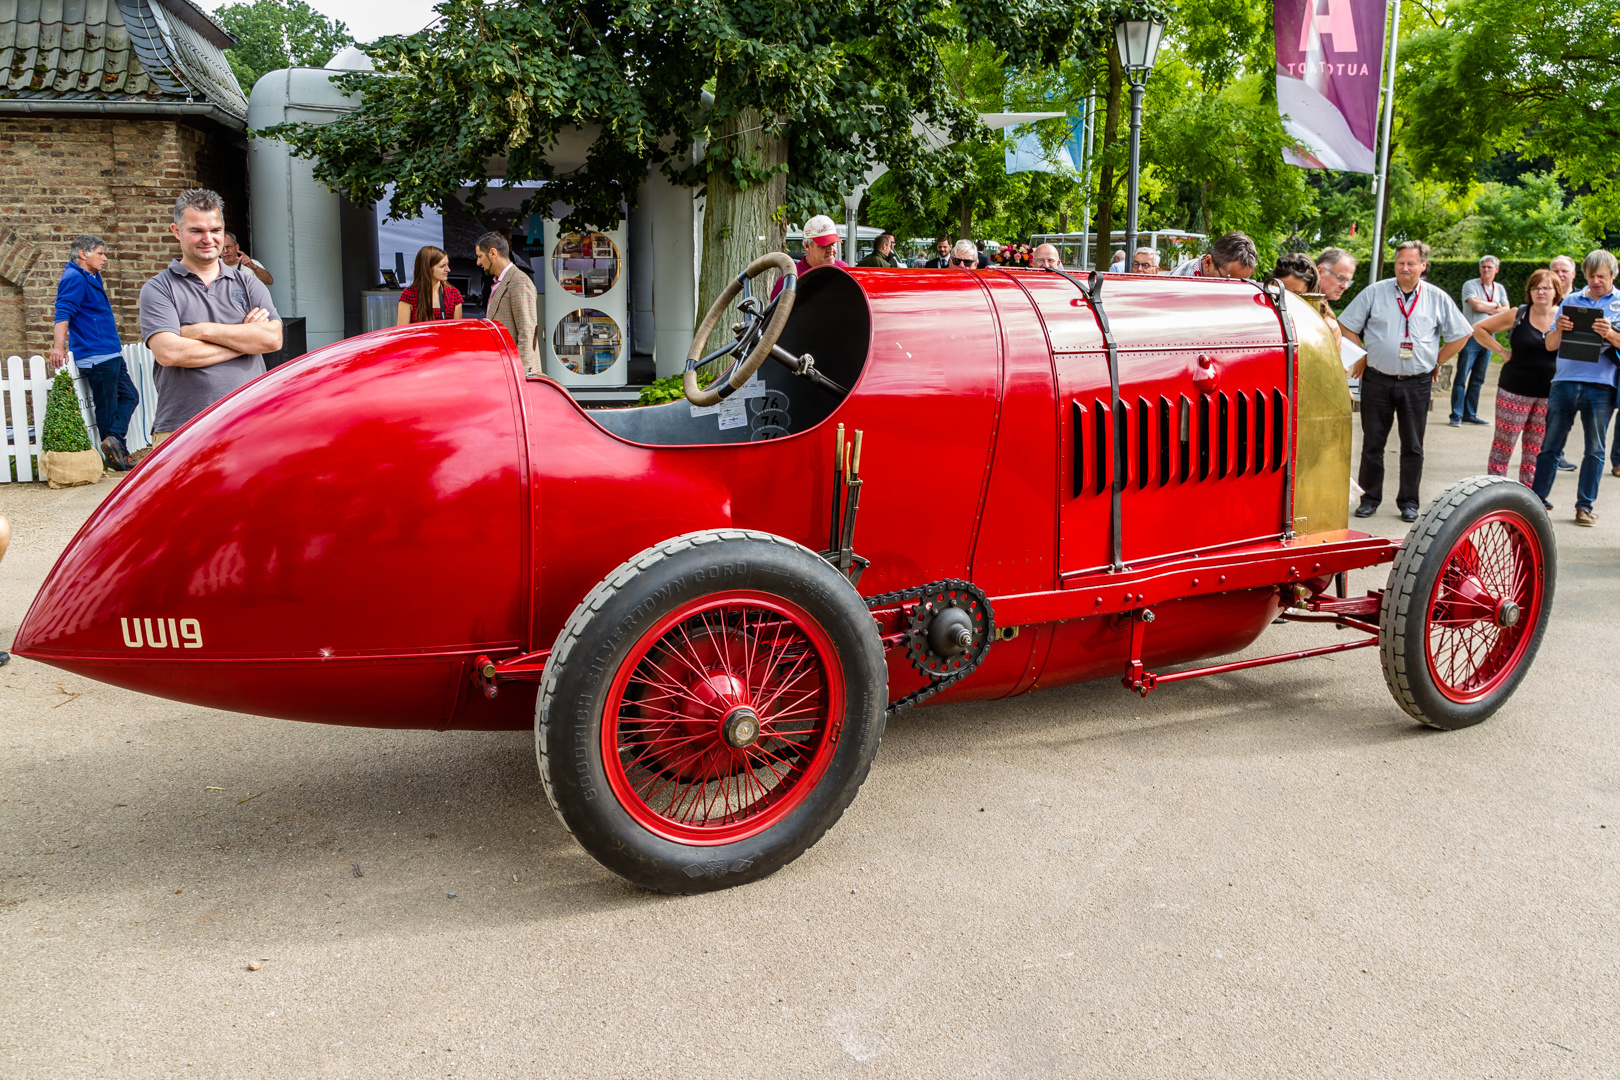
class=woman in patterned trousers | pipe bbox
[1470,269,1564,487]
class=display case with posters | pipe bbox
[542,220,628,385]
[551,308,624,375]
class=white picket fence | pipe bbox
[1,345,157,483]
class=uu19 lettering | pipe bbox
[120,618,203,649]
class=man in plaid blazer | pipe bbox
[476,232,540,373]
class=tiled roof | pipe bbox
[0,0,246,120]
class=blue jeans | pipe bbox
[1532,380,1617,512]
[81,355,138,443]
[1449,338,1490,422]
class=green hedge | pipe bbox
[1335,259,1553,312]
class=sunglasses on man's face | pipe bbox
[951,257,977,267]
[1133,260,1155,270]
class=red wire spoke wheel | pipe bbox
[604,592,844,845]
[537,530,887,893]
[1423,511,1543,703]
[1381,477,1556,729]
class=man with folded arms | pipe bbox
[141,189,282,445]
[1451,254,1508,426]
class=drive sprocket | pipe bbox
[903,581,993,679]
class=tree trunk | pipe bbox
[1093,50,1124,271]
[697,104,788,338]
[959,184,973,241]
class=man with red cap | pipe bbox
[773,214,850,298]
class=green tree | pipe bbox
[864,131,1080,245]
[1400,0,1620,234]
[1171,0,1271,93]
[1142,74,1311,258]
[217,0,354,97]
[260,0,1113,320]
[1472,172,1595,259]
[860,40,1094,246]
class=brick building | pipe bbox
[0,0,248,356]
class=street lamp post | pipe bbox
[1114,17,1165,272]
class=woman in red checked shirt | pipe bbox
[396,245,465,325]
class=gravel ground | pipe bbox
[2,385,1616,1078]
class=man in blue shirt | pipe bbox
[1531,249,1620,526]
[51,235,137,470]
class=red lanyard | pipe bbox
[1479,277,1496,305]
[1395,282,1422,340]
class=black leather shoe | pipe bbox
[1354,502,1377,518]
[1557,457,1576,472]
[0,650,10,666]
[1400,506,1420,523]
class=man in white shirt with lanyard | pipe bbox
[1451,254,1508,426]
[1338,240,1473,523]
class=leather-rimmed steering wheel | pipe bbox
[684,252,798,408]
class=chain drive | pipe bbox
[864,579,995,715]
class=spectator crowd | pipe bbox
[38,195,1620,530]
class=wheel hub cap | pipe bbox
[1495,599,1521,628]
[721,706,761,748]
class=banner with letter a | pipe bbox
[1275,0,1387,173]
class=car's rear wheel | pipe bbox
[1380,476,1555,729]
[537,529,887,892]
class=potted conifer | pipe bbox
[39,371,103,488]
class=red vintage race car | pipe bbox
[14,256,1556,893]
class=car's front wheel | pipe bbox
[1380,475,1555,729]
[537,529,888,892]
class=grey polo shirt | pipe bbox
[1337,278,1471,377]
[139,259,279,432]
[1460,277,1507,327]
